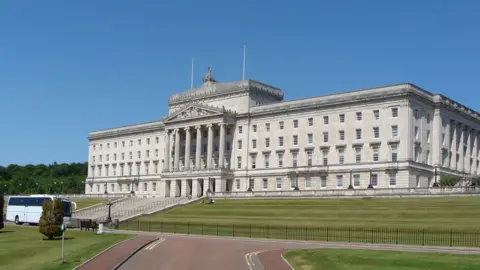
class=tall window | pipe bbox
[323,116,329,125]
[238,140,242,150]
[137,151,141,159]
[339,130,345,141]
[293,135,298,146]
[355,147,362,163]
[293,119,298,128]
[278,153,284,167]
[265,123,270,131]
[146,150,150,158]
[122,141,125,147]
[114,154,117,161]
[339,114,345,123]
[322,150,328,166]
[276,177,282,189]
[237,157,242,169]
[308,118,313,126]
[262,178,268,190]
[156,137,159,143]
[236,179,240,190]
[392,125,398,137]
[372,146,379,162]
[114,142,117,148]
[279,136,284,147]
[338,149,345,164]
[356,129,362,140]
[279,121,284,130]
[337,175,343,187]
[305,175,311,189]
[391,107,398,118]
[154,163,158,174]
[373,127,379,138]
[239,126,243,134]
[356,112,362,121]
[144,183,148,192]
[251,156,256,169]
[147,138,150,145]
[252,124,257,132]
[265,138,270,148]
[373,110,380,120]
[264,154,270,168]
[249,178,254,190]
[390,173,397,186]
[307,134,313,144]
[321,176,327,187]
[371,174,378,186]
[323,132,329,143]
[138,139,142,146]
[145,163,149,174]
[391,144,398,162]
[252,139,257,149]
[354,174,360,187]
[155,149,159,157]
[307,151,313,166]
[153,182,157,191]
[129,152,132,160]
[292,152,298,167]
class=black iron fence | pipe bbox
[118,220,480,248]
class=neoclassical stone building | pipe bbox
[85,67,480,196]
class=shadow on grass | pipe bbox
[0,230,15,234]
[42,237,76,241]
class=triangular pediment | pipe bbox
[164,103,224,123]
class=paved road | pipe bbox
[116,231,480,270]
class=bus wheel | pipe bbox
[15,216,21,225]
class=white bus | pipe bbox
[6,195,77,225]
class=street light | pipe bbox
[368,168,374,189]
[106,199,114,224]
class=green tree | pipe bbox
[439,176,459,187]
[39,199,63,240]
[0,194,4,230]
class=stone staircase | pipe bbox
[72,196,191,222]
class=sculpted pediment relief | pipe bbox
[165,105,223,122]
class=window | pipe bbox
[373,110,380,120]
[323,116,329,125]
[356,129,362,140]
[279,136,284,147]
[93,144,96,151]
[305,175,311,189]
[307,134,313,144]
[111,184,115,192]
[249,178,255,190]
[337,175,343,187]
[355,147,361,163]
[114,142,117,148]
[93,156,95,163]
[292,152,298,167]
[308,118,313,126]
[392,125,398,137]
[372,146,379,162]
[129,152,132,159]
[276,177,282,189]
[155,149,159,157]
[426,130,431,143]
[128,165,132,176]
[391,107,398,118]
[339,114,345,123]
[265,138,270,148]
[236,179,240,190]
[322,150,328,166]
[354,174,360,187]
[323,132,329,143]
[389,173,397,186]
[369,121,381,138]
[154,163,158,173]
[293,119,298,128]
[339,130,345,141]
[144,183,148,192]
[138,139,141,146]
[356,112,362,121]
[253,125,257,132]
[147,138,150,145]
[265,123,270,131]
[426,114,431,124]
[278,153,284,167]
[321,176,327,187]
[416,175,421,187]
[100,144,103,150]
[279,121,284,130]
[252,139,257,149]
[415,126,419,140]
[238,140,243,150]
[137,151,141,159]
[414,109,419,119]
[106,154,109,161]
[264,154,270,168]
[99,155,102,162]
[146,150,150,158]
[262,178,268,190]
[227,142,231,151]
[156,137,159,144]
[251,156,256,169]
[237,157,242,169]
[307,151,313,166]
[105,166,109,176]
[114,154,117,161]
[371,174,378,186]
[130,140,133,146]
[293,135,298,146]
[239,126,243,134]
[122,141,125,147]
[339,149,345,164]
[391,144,398,162]
[291,176,297,188]
[153,182,157,191]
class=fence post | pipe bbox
[161,221,163,232]
[149,221,151,232]
[285,226,288,240]
[174,223,176,234]
[348,228,351,243]
[326,227,329,242]
[202,223,204,235]
[217,224,219,236]
[422,229,425,246]
[305,226,308,241]
[396,228,399,245]
[371,228,374,244]
[267,225,270,239]
[250,224,252,238]
[450,229,453,247]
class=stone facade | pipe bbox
[85,68,480,196]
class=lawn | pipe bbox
[0,225,132,270]
[134,196,480,230]
[73,198,109,211]
[283,248,480,270]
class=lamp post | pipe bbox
[433,167,439,187]
[348,169,354,190]
[106,199,114,224]
[368,168,373,189]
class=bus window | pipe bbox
[62,201,72,217]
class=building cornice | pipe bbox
[89,121,165,141]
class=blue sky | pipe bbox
[1,0,479,166]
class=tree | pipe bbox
[439,176,459,187]
[39,199,63,240]
[0,194,4,230]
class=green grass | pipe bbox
[0,225,132,270]
[283,248,480,270]
[73,198,109,211]
[135,196,480,230]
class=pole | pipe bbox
[61,230,65,264]
[242,45,246,80]
[191,57,194,90]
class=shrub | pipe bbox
[439,176,459,187]
[39,199,63,240]
[0,195,4,230]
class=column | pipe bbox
[472,131,478,175]
[218,123,226,168]
[192,179,198,197]
[207,124,214,169]
[406,103,414,160]
[203,178,210,195]
[432,108,442,166]
[195,126,202,169]
[450,121,457,170]
[174,129,180,171]
[170,180,177,197]
[184,127,191,170]
[164,130,170,172]
[215,177,223,193]
[465,128,472,173]
[181,179,188,196]
[458,124,464,172]
[169,131,174,171]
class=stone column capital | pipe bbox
[184,126,191,132]
[206,124,213,129]
[195,125,202,130]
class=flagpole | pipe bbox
[242,45,246,80]
[191,57,194,90]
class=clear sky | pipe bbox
[1,0,479,166]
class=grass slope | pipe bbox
[73,198,109,211]
[284,248,480,270]
[135,196,480,230]
[0,225,132,270]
